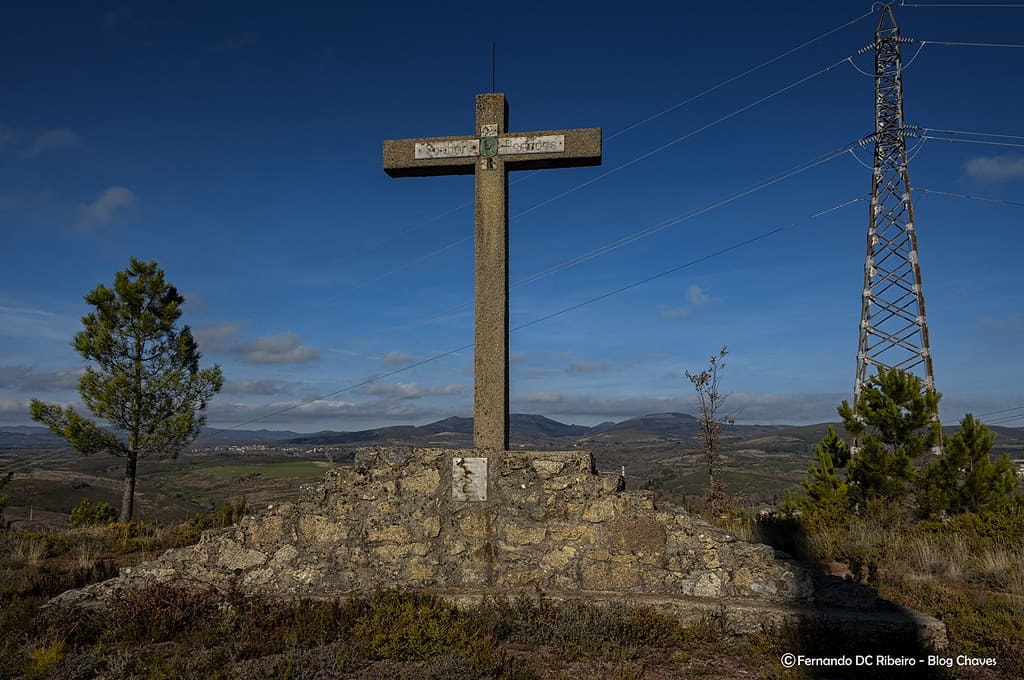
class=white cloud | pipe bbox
[965,155,1024,181]
[512,392,849,425]
[76,186,136,229]
[231,332,320,365]
[526,391,562,403]
[357,382,465,400]
[660,284,711,319]
[0,366,32,388]
[381,351,415,367]
[203,398,453,430]
[22,368,84,392]
[194,322,242,352]
[0,397,33,421]
[0,304,73,341]
[566,360,610,375]
[981,313,1024,331]
[221,379,297,396]
[181,291,209,315]
[26,129,80,158]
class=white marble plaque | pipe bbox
[415,139,479,159]
[499,134,565,155]
[452,457,487,501]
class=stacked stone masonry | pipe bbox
[106,448,813,602]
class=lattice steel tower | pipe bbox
[854,5,939,426]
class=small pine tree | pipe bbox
[31,259,223,521]
[69,498,118,528]
[799,425,850,517]
[839,367,940,506]
[918,414,1019,517]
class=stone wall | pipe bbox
[91,447,813,605]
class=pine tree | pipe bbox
[918,414,1019,517]
[30,259,223,521]
[838,367,940,506]
[798,425,850,518]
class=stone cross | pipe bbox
[383,93,601,451]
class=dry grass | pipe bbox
[11,535,47,568]
[73,539,102,571]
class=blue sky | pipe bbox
[2,1,1022,433]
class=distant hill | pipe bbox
[581,412,701,444]
[2,414,1021,460]
[200,428,304,441]
[286,414,591,449]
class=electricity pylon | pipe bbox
[854,5,941,443]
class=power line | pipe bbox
[918,135,1024,149]
[200,196,865,435]
[977,404,1024,417]
[986,413,1024,426]
[921,127,1024,140]
[351,49,863,300]
[605,8,877,141]
[322,8,880,300]
[902,2,1024,7]
[915,187,1024,209]
[0,447,73,475]
[513,55,855,222]
[390,140,860,334]
[918,39,1024,48]
[513,144,856,287]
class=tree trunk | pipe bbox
[120,451,137,522]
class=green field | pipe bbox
[188,461,330,480]
[1,455,335,529]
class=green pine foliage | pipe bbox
[68,499,118,528]
[30,258,223,522]
[797,425,850,522]
[918,414,1020,518]
[838,367,940,505]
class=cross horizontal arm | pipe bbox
[383,135,479,177]
[504,127,601,171]
[383,127,601,178]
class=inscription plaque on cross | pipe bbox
[383,93,601,451]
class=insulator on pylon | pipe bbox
[912,284,920,294]
[906,221,914,231]
[909,251,918,264]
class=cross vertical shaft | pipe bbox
[473,94,510,450]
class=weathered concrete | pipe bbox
[383,94,602,450]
